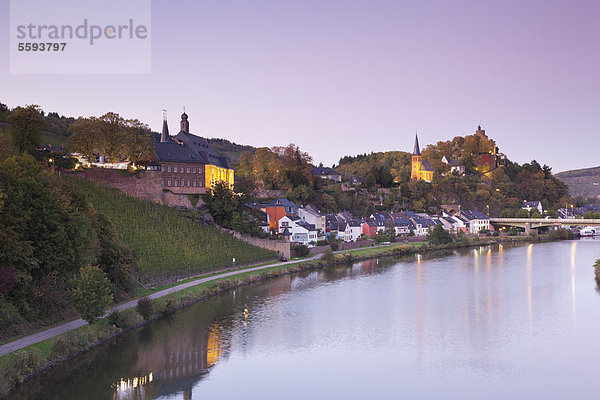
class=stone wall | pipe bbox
[216,226,290,259]
[77,168,203,209]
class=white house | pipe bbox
[522,201,543,215]
[441,156,465,176]
[344,221,362,242]
[278,215,318,246]
[457,210,490,234]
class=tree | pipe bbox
[515,208,530,218]
[427,224,453,245]
[68,265,113,325]
[67,113,154,165]
[7,105,45,154]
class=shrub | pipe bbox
[51,336,75,359]
[107,309,125,328]
[291,244,310,257]
[330,241,339,251]
[0,298,20,329]
[120,308,142,328]
[12,348,43,379]
[322,248,335,265]
[136,297,154,320]
[594,259,600,283]
[157,297,178,315]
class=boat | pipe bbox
[579,227,600,237]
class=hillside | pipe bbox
[205,137,256,166]
[69,177,276,283]
[555,166,600,199]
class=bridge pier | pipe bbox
[524,223,531,235]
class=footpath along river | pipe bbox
[10,240,600,400]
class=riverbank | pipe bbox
[0,234,567,398]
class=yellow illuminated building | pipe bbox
[411,134,434,182]
[205,164,235,190]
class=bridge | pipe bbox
[489,218,600,234]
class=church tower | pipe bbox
[180,110,189,134]
[411,134,422,180]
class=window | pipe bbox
[180,165,184,173]
[174,165,178,173]
[187,179,191,186]
[186,166,190,173]
[192,166,196,174]
[192,179,197,187]
[167,164,172,172]
[173,178,177,187]
[181,178,185,186]
[162,177,165,186]
[198,166,202,174]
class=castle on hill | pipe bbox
[410,125,502,183]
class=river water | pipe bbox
[10,240,600,400]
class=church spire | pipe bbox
[160,110,169,142]
[413,133,421,156]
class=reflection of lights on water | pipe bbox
[114,372,154,396]
[570,241,577,322]
[526,244,533,321]
[207,324,224,367]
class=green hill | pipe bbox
[555,166,600,199]
[205,137,256,166]
[69,177,276,283]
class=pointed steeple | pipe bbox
[412,133,421,156]
[160,110,169,142]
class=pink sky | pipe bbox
[1,0,598,172]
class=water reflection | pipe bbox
[11,241,600,400]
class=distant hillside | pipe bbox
[555,166,600,199]
[204,137,256,166]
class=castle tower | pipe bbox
[411,134,422,180]
[160,110,169,143]
[180,110,189,134]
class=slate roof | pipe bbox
[266,198,298,209]
[152,131,231,168]
[523,201,541,208]
[311,167,341,177]
[421,160,434,172]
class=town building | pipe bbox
[441,156,465,176]
[153,112,234,194]
[344,221,363,242]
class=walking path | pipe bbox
[0,243,395,357]
[0,254,320,357]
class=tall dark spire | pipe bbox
[160,110,169,143]
[412,133,421,156]
[180,107,189,134]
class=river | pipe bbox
[10,240,600,400]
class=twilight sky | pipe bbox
[1,0,598,172]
